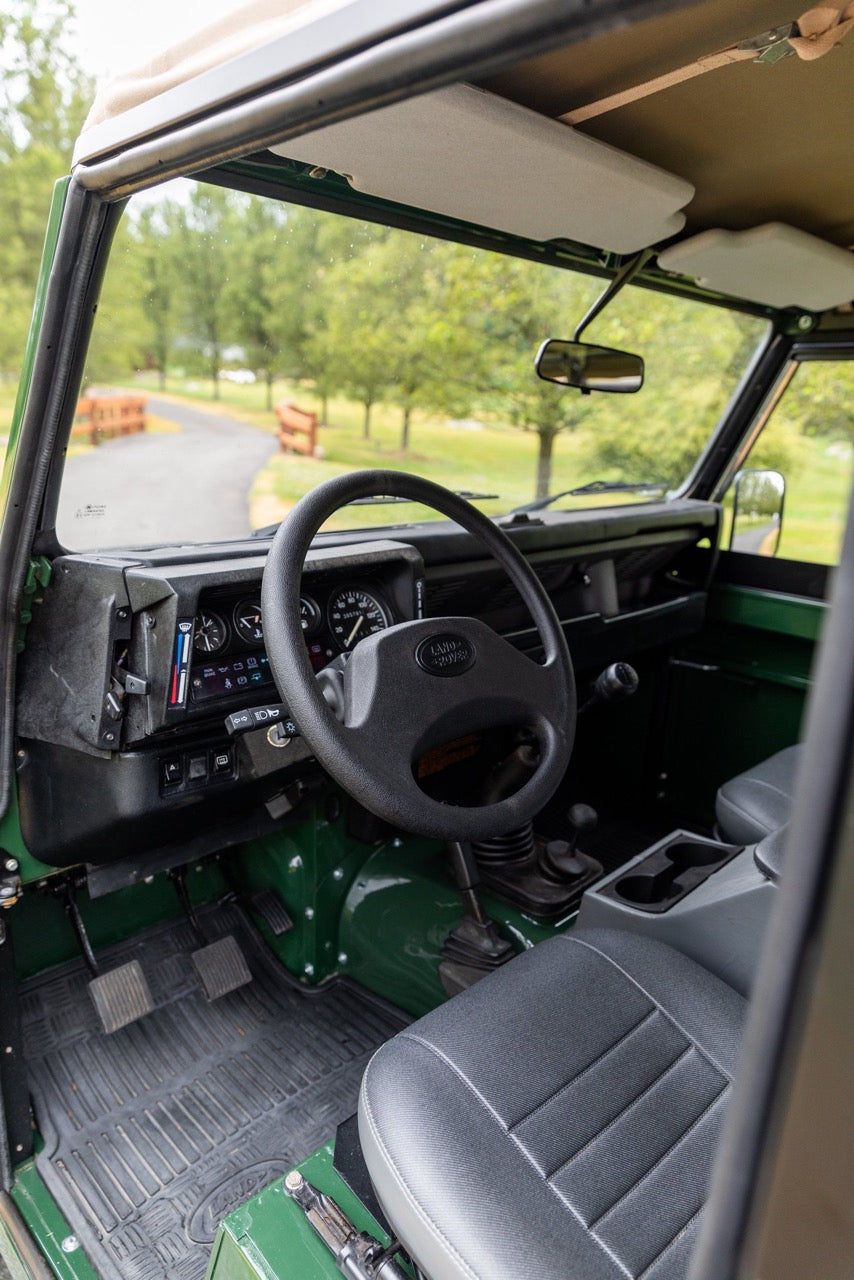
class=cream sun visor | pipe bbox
[658,224,854,310]
[271,84,694,254]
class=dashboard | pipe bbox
[13,501,719,872]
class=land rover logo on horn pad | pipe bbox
[416,633,476,676]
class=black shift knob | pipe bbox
[567,804,598,850]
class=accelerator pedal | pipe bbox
[191,934,252,1001]
[89,960,154,1035]
[250,888,294,937]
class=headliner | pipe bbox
[479,0,854,249]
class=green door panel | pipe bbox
[659,582,825,826]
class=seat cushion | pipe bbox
[359,928,746,1280]
[715,744,801,845]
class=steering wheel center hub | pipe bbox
[415,633,477,677]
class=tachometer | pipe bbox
[233,599,264,646]
[327,587,391,650]
[193,610,229,655]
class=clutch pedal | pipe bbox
[60,880,155,1034]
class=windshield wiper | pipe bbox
[347,490,498,506]
[250,490,499,537]
[510,480,666,514]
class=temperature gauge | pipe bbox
[233,599,264,647]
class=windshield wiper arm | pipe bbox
[347,489,498,506]
[250,490,499,536]
[510,480,666,514]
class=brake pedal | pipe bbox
[191,934,252,1001]
[89,960,154,1034]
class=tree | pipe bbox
[320,249,390,438]
[484,257,598,496]
[0,1,94,375]
[131,201,185,389]
[176,184,242,399]
[270,206,387,423]
[227,195,288,409]
[335,234,492,451]
[577,289,772,489]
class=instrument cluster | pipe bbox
[190,578,395,702]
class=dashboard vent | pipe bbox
[614,545,685,581]
[424,562,571,618]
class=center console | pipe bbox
[577,829,779,995]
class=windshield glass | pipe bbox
[56,178,768,550]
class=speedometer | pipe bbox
[327,587,391,650]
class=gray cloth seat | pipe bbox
[715,744,801,845]
[359,928,746,1280]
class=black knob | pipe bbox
[567,803,598,852]
[592,662,639,703]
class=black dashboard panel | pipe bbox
[14,500,719,867]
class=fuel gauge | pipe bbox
[299,595,322,636]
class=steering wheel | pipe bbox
[261,471,575,841]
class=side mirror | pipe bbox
[535,339,644,394]
[729,468,786,556]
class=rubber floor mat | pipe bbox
[20,903,409,1280]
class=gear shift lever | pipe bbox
[541,803,601,880]
[579,662,639,714]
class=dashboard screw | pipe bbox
[392,837,403,848]
[145,613,156,627]
[4,859,18,872]
[104,732,115,743]
[61,1236,79,1253]
[304,907,315,920]
[338,952,348,966]
[304,963,315,977]
[332,867,344,881]
[285,1171,304,1192]
[117,608,129,620]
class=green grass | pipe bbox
[132,372,633,532]
[776,441,853,566]
[11,373,852,564]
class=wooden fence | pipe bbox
[275,402,317,456]
[72,395,147,446]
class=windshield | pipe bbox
[56,178,767,550]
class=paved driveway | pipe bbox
[58,396,278,550]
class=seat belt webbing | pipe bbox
[560,4,854,126]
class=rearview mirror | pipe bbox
[729,468,786,556]
[535,339,644,393]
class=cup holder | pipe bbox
[606,832,743,913]
[665,841,726,870]
[616,869,681,906]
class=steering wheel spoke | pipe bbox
[261,471,576,840]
